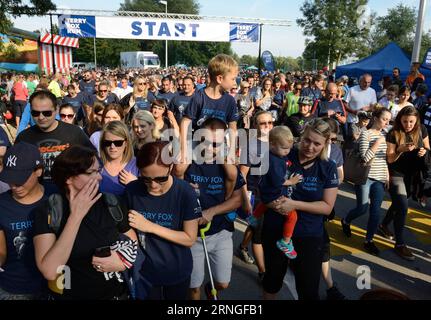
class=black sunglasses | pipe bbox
[31,110,54,117]
[139,167,171,185]
[101,139,126,148]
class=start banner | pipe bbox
[59,15,258,43]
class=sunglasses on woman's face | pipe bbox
[60,113,74,119]
[101,139,125,148]
[31,110,54,117]
[139,167,171,185]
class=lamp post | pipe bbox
[159,0,168,69]
[412,0,428,63]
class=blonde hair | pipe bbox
[132,76,148,99]
[269,126,294,145]
[100,121,133,164]
[132,110,161,147]
[208,54,238,82]
[301,119,332,161]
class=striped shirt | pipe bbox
[359,129,388,182]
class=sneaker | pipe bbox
[419,197,427,208]
[364,241,380,255]
[326,284,347,300]
[394,245,415,261]
[341,218,351,238]
[378,224,394,240]
[204,282,218,300]
[239,245,255,264]
[276,239,297,259]
[246,215,259,228]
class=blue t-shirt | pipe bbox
[273,89,285,106]
[86,93,119,107]
[79,80,95,96]
[329,143,344,168]
[259,151,296,205]
[315,99,346,117]
[183,89,239,129]
[134,96,151,111]
[184,163,245,236]
[0,191,47,294]
[301,87,322,102]
[157,91,176,104]
[169,92,194,124]
[263,148,339,238]
[242,138,269,194]
[125,177,201,286]
[62,93,86,114]
[0,126,10,147]
[100,158,139,196]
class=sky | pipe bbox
[10,0,431,58]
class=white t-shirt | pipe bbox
[113,86,133,100]
[345,85,377,123]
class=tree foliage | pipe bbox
[297,0,371,68]
[0,0,56,53]
[367,4,431,61]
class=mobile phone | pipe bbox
[94,246,111,258]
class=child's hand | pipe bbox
[285,173,303,186]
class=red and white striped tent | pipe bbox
[39,33,79,74]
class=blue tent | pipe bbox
[336,43,412,90]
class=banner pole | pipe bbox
[257,23,263,81]
[94,37,97,69]
[50,14,56,75]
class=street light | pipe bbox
[159,0,168,69]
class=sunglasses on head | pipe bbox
[60,113,74,119]
[101,139,126,148]
[31,110,54,117]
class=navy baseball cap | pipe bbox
[0,142,42,185]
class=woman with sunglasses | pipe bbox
[126,141,201,300]
[238,111,274,282]
[99,121,138,196]
[89,104,124,153]
[59,104,76,125]
[33,145,138,300]
[120,76,151,125]
[236,81,254,129]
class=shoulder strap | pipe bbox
[47,193,64,235]
[103,193,124,224]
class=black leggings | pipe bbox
[147,277,190,300]
[262,232,323,300]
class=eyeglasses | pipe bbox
[31,110,54,117]
[137,82,146,85]
[60,113,75,119]
[101,139,126,148]
[139,168,171,185]
[99,90,108,93]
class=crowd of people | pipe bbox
[0,54,430,301]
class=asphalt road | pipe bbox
[200,182,431,300]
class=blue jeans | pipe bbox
[345,178,385,242]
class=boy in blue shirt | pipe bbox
[180,54,239,199]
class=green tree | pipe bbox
[367,4,431,62]
[239,55,258,66]
[1,0,56,52]
[297,0,371,68]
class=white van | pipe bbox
[72,62,95,70]
[120,52,160,69]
